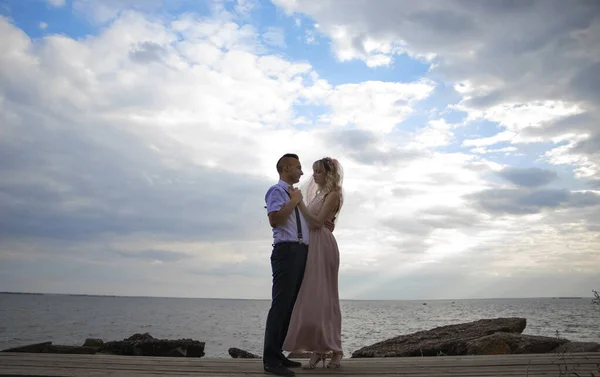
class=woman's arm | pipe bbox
[299,192,340,229]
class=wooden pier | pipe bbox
[1,352,599,376]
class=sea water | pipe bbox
[1,294,598,357]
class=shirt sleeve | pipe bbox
[265,185,288,213]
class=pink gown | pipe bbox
[282,194,342,354]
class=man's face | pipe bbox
[287,159,303,183]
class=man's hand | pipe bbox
[289,187,303,204]
[324,218,335,232]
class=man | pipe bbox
[262,153,333,376]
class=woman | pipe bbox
[282,157,344,369]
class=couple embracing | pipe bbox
[262,153,344,376]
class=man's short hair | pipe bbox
[276,153,299,173]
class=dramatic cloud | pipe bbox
[0,7,440,298]
[273,0,600,184]
[1,0,598,299]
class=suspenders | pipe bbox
[285,190,303,243]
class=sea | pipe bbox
[0,293,598,358]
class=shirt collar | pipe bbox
[278,180,293,192]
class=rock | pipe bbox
[101,340,134,355]
[2,342,52,353]
[2,333,204,357]
[127,333,154,342]
[465,333,569,355]
[228,347,260,358]
[351,317,527,358]
[46,345,98,354]
[1,342,96,354]
[82,338,104,349]
[553,342,600,353]
[465,336,512,355]
[101,333,205,357]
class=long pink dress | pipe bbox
[282,194,342,354]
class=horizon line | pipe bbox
[0,291,591,301]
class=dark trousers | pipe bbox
[263,242,308,366]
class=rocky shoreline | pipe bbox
[3,317,599,358]
[350,317,600,357]
[1,333,206,358]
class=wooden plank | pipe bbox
[3,351,585,360]
[1,355,598,370]
[0,360,595,371]
[3,352,599,363]
[4,351,588,360]
[0,365,583,376]
[2,357,590,370]
[2,356,597,368]
[1,363,593,375]
[2,352,598,364]
[3,352,598,361]
[1,352,598,377]
[0,367,593,375]
[2,366,599,377]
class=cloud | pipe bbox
[116,249,193,263]
[570,62,600,103]
[128,41,167,63]
[0,12,303,293]
[498,167,558,188]
[1,2,599,300]
[71,0,257,24]
[0,8,440,298]
[272,0,600,184]
[412,119,456,148]
[0,11,324,248]
[261,27,286,48]
[46,0,66,7]
[467,188,600,215]
[39,22,48,30]
[326,128,378,150]
[470,146,518,155]
[324,128,427,166]
[304,28,318,45]
[318,80,435,133]
[72,0,165,23]
[382,206,483,239]
[460,101,583,146]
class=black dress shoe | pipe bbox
[264,364,295,376]
[282,358,302,368]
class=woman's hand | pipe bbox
[324,219,335,232]
[300,193,340,230]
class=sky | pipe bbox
[0,0,599,300]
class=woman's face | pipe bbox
[312,162,327,186]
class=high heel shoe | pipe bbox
[327,352,343,369]
[304,352,327,369]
